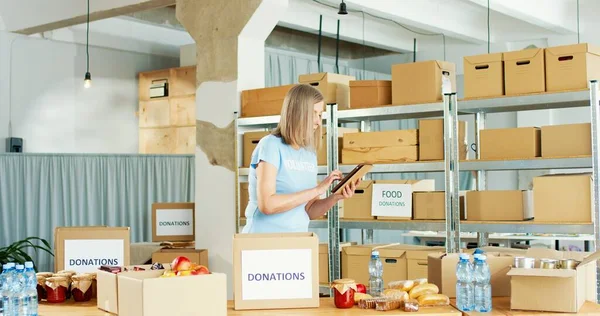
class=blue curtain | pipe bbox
[0,153,194,272]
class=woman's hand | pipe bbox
[316,170,343,196]
[338,179,361,200]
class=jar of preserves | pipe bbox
[71,274,94,302]
[332,278,357,309]
[45,276,69,303]
[36,275,47,301]
[53,272,74,299]
[88,272,98,298]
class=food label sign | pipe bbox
[371,183,413,217]
[155,208,194,236]
[64,239,124,273]
[241,249,313,300]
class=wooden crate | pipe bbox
[139,99,170,128]
[139,128,175,154]
[170,95,195,127]
[139,69,171,101]
[170,66,196,97]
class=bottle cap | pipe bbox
[7,262,15,268]
[16,264,24,270]
[24,262,34,268]
[459,253,470,260]
[478,255,487,261]
[2,264,8,270]
[473,254,482,260]
[371,250,380,257]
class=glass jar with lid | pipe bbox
[331,278,357,309]
[45,276,69,303]
[71,273,94,302]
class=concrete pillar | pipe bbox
[176,0,288,299]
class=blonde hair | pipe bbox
[272,84,324,152]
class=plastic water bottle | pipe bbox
[456,253,474,311]
[474,255,492,312]
[0,265,8,316]
[1,264,15,316]
[368,250,383,297]
[24,262,38,316]
[13,265,25,316]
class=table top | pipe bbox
[453,297,600,315]
[38,298,461,315]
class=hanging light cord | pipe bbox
[86,0,90,73]
[487,0,490,53]
[577,0,580,44]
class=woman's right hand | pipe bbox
[316,170,343,195]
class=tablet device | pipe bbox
[331,164,373,194]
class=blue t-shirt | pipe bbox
[242,134,317,233]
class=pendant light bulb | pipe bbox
[84,72,92,88]
[338,0,348,15]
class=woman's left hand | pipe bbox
[339,179,361,199]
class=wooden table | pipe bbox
[452,297,600,315]
[38,298,461,315]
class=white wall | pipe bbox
[0,31,179,153]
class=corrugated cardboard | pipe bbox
[342,244,444,286]
[342,145,418,164]
[118,270,227,316]
[318,242,356,284]
[340,180,375,220]
[240,85,294,117]
[463,53,504,99]
[545,43,600,92]
[240,182,249,219]
[406,248,445,280]
[480,127,540,159]
[298,72,355,109]
[372,179,436,220]
[242,131,270,167]
[54,226,131,273]
[412,191,466,220]
[392,60,457,105]
[317,127,359,165]
[97,264,170,314]
[418,119,467,161]
[151,248,209,268]
[465,190,533,221]
[343,130,418,148]
[233,233,319,310]
[504,48,546,95]
[533,173,592,223]
[541,123,591,157]
[349,80,392,108]
[508,248,599,313]
[151,202,195,242]
[428,248,525,298]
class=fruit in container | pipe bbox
[171,256,192,272]
[356,283,367,294]
[161,270,177,278]
[191,264,210,275]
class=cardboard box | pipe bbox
[541,123,591,157]
[463,53,504,99]
[349,80,392,108]
[97,264,170,314]
[343,130,418,149]
[240,182,249,218]
[151,248,209,268]
[418,119,467,161]
[340,180,375,220]
[545,43,600,92]
[233,233,319,310]
[342,244,444,286]
[465,190,533,221]
[429,248,525,298]
[342,145,418,164]
[372,179,436,220]
[504,48,546,95]
[242,131,270,167]
[533,173,592,223]
[318,242,356,284]
[508,248,599,313]
[298,72,355,109]
[392,60,456,105]
[407,250,446,280]
[412,191,466,220]
[241,85,294,117]
[317,127,359,166]
[54,226,131,273]
[118,270,227,316]
[480,127,540,159]
[151,202,194,242]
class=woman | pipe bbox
[242,84,359,233]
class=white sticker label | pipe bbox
[241,249,313,301]
[155,208,194,236]
[371,183,413,217]
[64,239,125,273]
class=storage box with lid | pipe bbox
[412,191,466,220]
[465,190,533,221]
[480,127,540,159]
[418,119,467,161]
[240,84,294,117]
[545,43,600,92]
[151,248,208,268]
[503,48,546,95]
[298,72,354,108]
[317,127,359,165]
[541,123,591,157]
[463,52,504,99]
[318,242,356,284]
[151,202,195,242]
[341,129,419,164]
[242,131,270,167]
[391,60,456,105]
[371,179,436,220]
[339,180,375,220]
[349,80,391,108]
[532,173,592,223]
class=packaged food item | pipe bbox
[45,276,69,303]
[71,273,94,302]
[99,265,122,274]
[375,298,403,311]
[358,298,378,309]
[36,275,47,301]
[409,283,439,299]
[52,273,74,299]
[331,278,357,309]
[354,292,372,304]
[150,262,164,270]
[414,278,428,286]
[382,289,409,301]
[388,280,415,292]
[403,299,420,312]
[417,293,450,307]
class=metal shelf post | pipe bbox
[444,93,461,253]
[359,119,374,245]
[589,81,600,303]
[475,111,489,247]
[327,103,341,286]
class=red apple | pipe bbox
[192,265,210,275]
[171,256,192,272]
[176,270,193,276]
[356,283,367,294]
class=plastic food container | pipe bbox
[332,278,357,309]
[45,276,69,303]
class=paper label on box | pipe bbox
[371,183,412,217]
[155,208,194,236]
[64,239,124,273]
[241,249,313,300]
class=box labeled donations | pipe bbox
[151,202,195,242]
[233,232,319,310]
